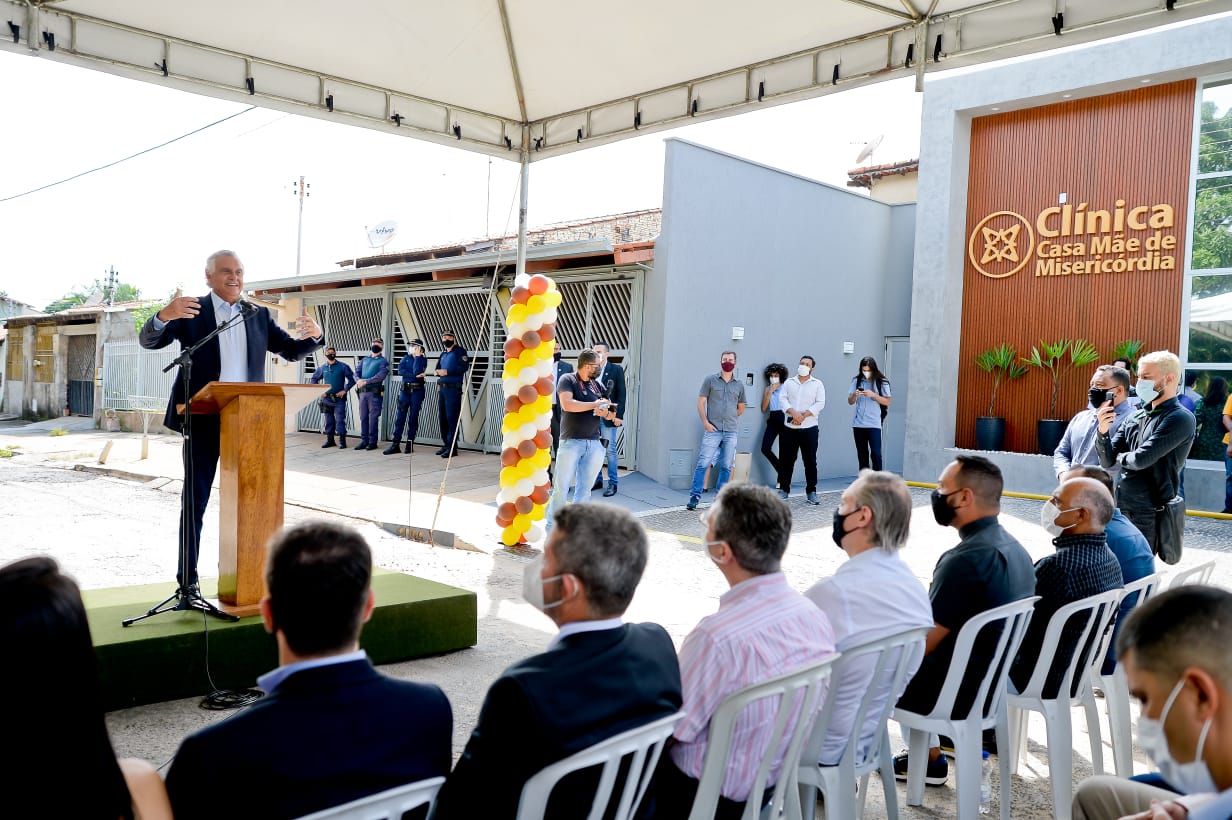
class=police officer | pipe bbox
[310,346,355,449]
[384,338,429,454]
[354,337,389,451]
[435,330,469,457]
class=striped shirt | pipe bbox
[671,572,836,801]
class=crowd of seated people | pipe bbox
[14,454,1219,819]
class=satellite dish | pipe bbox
[366,220,399,249]
[855,134,884,165]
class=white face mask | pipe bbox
[861,370,872,379]
[769,376,780,385]
[1137,678,1217,795]
[1137,377,1161,405]
[797,364,811,378]
[521,556,564,612]
[1039,500,1079,538]
[702,540,725,565]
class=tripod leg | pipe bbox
[121,590,183,627]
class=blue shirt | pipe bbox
[1102,508,1156,671]
[357,354,388,382]
[256,649,368,693]
[398,354,428,386]
[311,360,356,394]
[849,377,890,429]
[767,384,782,412]
[438,346,469,385]
[1053,401,1134,480]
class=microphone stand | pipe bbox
[123,304,257,626]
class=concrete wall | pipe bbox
[906,14,1232,507]
[639,139,915,489]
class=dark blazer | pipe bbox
[166,658,452,820]
[599,362,628,425]
[432,623,682,820]
[139,293,322,431]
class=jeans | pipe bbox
[691,429,738,497]
[760,410,784,477]
[358,390,383,445]
[778,426,819,494]
[548,438,607,526]
[853,427,883,471]
[601,423,621,485]
[391,386,425,444]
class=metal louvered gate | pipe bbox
[297,297,383,435]
[67,335,96,416]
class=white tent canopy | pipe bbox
[4,0,1230,161]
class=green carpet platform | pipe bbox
[85,569,477,711]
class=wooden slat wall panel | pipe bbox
[956,80,1196,453]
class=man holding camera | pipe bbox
[311,346,356,449]
[1053,365,1135,481]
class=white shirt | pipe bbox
[780,376,826,429]
[547,616,623,649]
[256,649,367,693]
[804,547,932,765]
[210,292,249,382]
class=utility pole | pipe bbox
[292,176,310,276]
[105,266,118,305]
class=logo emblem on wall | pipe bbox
[968,211,1035,279]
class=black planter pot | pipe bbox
[975,417,1006,451]
[1037,419,1068,456]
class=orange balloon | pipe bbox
[504,338,525,359]
[515,495,534,515]
[539,324,555,342]
[500,448,519,467]
[504,395,522,415]
[497,502,516,523]
[533,429,552,449]
[536,377,555,396]
[511,286,530,305]
[530,484,550,505]
[517,439,537,459]
[518,384,538,404]
[521,330,541,348]
[528,275,550,295]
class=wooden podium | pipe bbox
[188,382,322,617]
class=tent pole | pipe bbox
[516,126,530,279]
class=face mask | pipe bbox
[931,488,958,527]
[411,347,422,356]
[1137,678,1217,795]
[1040,500,1079,538]
[442,339,455,349]
[721,361,736,373]
[862,370,872,379]
[1088,387,1110,408]
[1137,378,1160,405]
[370,345,382,354]
[325,353,336,361]
[521,556,564,612]
[831,508,858,549]
[702,540,725,565]
[769,376,780,385]
[797,364,811,378]
[553,352,562,362]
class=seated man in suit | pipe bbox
[654,483,836,819]
[166,521,452,820]
[433,503,682,819]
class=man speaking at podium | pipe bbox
[140,250,323,597]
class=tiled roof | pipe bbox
[846,159,919,190]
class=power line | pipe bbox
[0,106,257,203]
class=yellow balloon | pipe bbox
[529,504,545,521]
[534,395,552,416]
[501,526,521,546]
[544,291,563,308]
[508,304,528,324]
[526,295,546,314]
[512,513,531,532]
[536,342,554,361]
[532,449,551,470]
[504,358,523,377]
[499,468,518,488]
[519,348,537,367]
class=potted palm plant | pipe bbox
[1023,338,1100,455]
[974,343,1028,451]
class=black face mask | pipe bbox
[1089,387,1111,407]
[931,489,958,527]
[831,508,858,549]
[325,353,336,361]
[553,352,562,362]
[442,339,455,349]
[370,345,382,355]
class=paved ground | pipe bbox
[2,420,1229,818]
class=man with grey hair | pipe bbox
[805,470,932,765]
[1073,586,1232,820]
[654,483,835,818]
[1054,364,1135,480]
[1097,350,1195,555]
[433,503,681,819]
[140,250,322,603]
[1010,476,1123,698]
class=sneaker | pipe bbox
[892,752,948,786]
[939,735,956,757]
[806,492,820,505]
[686,494,700,511]
[938,731,998,757]
[777,490,789,500]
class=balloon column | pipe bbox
[495,273,563,546]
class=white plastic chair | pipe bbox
[1007,588,1123,820]
[687,654,840,820]
[1083,573,1164,777]
[514,711,684,820]
[297,776,445,820]
[1168,559,1216,588]
[796,627,929,820]
[892,596,1039,820]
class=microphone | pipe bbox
[236,296,259,317]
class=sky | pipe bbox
[0,49,922,311]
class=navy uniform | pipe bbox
[355,341,389,451]
[310,350,356,448]
[435,331,469,457]
[385,338,429,454]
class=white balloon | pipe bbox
[497,487,518,504]
[506,322,525,338]
[537,359,554,378]
[515,479,534,497]
[520,368,540,389]
[502,433,519,449]
[535,414,552,431]
[519,422,537,440]
[514,273,532,288]
[525,314,544,331]
[532,468,549,485]
[542,307,558,324]
[526,522,545,543]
